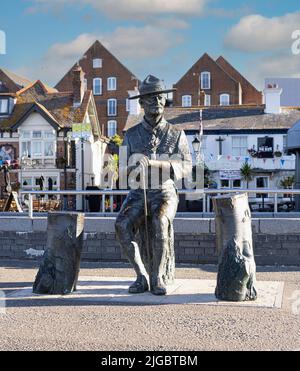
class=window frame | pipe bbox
[93,78,102,96]
[200,72,211,90]
[19,130,56,159]
[220,93,230,106]
[0,98,9,115]
[232,136,248,156]
[93,58,102,69]
[204,94,211,106]
[107,120,117,137]
[107,99,117,117]
[182,95,192,107]
[107,77,117,91]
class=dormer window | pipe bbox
[0,98,9,115]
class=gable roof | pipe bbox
[86,40,139,81]
[174,53,238,87]
[11,102,61,131]
[0,68,32,89]
[0,81,99,134]
[216,56,260,93]
[55,39,139,89]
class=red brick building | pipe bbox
[173,53,262,107]
[55,40,140,137]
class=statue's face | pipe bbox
[140,93,166,117]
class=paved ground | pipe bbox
[0,260,300,351]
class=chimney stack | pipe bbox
[264,83,283,114]
[72,63,85,107]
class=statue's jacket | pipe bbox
[121,117,192,192]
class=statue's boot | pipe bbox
[122,242,149,294]
[129,275,149,294]
[151,276,167,296]
[150,233,169,296]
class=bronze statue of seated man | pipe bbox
[115,75,192,296]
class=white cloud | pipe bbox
[224,12,300,52]
[27,0,207,20]
[15,25,184,85]
[246,53,300,90]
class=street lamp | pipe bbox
[192,136,201,155]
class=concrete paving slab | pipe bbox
[6,276,284,309]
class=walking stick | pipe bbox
[141,164,151,280]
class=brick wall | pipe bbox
[173,53,240,107]
[55,41,139,136]
[216,56,262,105]
[173,53,262,107]
[0,217,299,266]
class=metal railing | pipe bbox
[13,188,300,219]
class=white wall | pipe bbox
[19,112,55,132]
[187,132,295,190]
[75,137,106,209]
[187,133,290,161]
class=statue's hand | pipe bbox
[139,156,150,169]
[138,157,171,170]
[149,159,171,170]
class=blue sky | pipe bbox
[0,0,300,90]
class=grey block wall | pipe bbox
[0,217,300,265]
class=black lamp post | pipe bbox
[192,136,201,155]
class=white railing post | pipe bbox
[274,193,278,214]
[207,195,210,213]
[110,195,114,213]
[203,194,206,213]
[102,195,106,213]
[28,194,33,219]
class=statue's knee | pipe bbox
[115,216,131,238]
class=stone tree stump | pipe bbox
[213,193,257,302]
[33,213,85,295]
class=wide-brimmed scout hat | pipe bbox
[129,75,177,100]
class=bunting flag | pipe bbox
[236,156,241,162]
[280,159,285,167]
[263,159,267,164]
[245,157,250,164]
[227,155,232,161]
[209,153,214,160]
[217,155,222,161]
